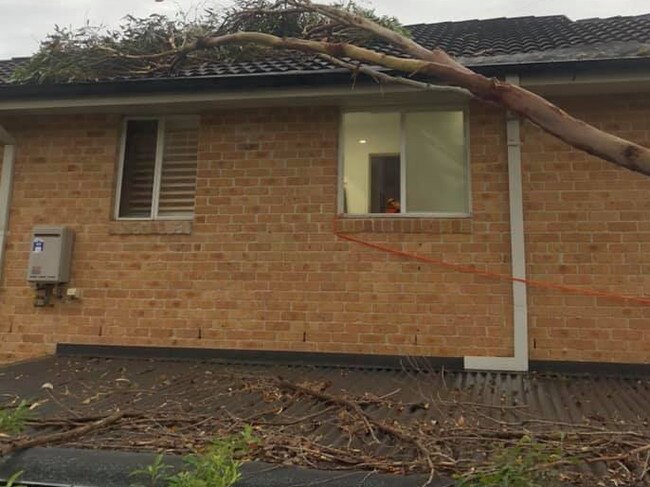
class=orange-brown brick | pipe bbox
[522,94,650,363]
[0,96,647,365]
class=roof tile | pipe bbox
[1,13,649,85]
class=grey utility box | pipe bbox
[27,226,74,284]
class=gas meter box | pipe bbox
[27,226,74,284]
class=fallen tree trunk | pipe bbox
[175,31,650,177]
[17,0,650,176]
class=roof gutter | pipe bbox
[0,124,16,286]
[1,56,649,109]
[464,73,529,372]
[0,81,468,113]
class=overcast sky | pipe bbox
[1,0,648,59]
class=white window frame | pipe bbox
[114,116,197,221]
[338,106,472,218]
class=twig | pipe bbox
[258,406,337,426]
[276,379,442,486]
[588,443,650,463]
[0,409,125,457]
[315,53,471,97]
[439,399,529,410]
[639,451,650,481]
[276,380,381,444]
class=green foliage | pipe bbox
[11,13,216,84]
[130,454,173,487]
[335,2,409,37]
[457,436,566,487]
[130,427,257,487]
[11,0,408,84]
[0,401,33,435]
[1,471,26,487]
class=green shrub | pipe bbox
[1,471,26,487]
[457,436,565,487]
[130,454,172,487]
[130,426,257,487]
[0,401,33,435]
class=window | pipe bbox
[116,116,199,220]
[341,110,469,216]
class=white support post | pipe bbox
[464,74,529,372]
[0,125,14,145]
[0,125,16,284]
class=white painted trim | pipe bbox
[0,69,648,113]
[115,116,198,221]
[0,125,15,145]
[113,118,130,220]
[337,111,346,214]
[464,73,529,372]
[0,137,16,284]
[340,212,472,219]
[338,107,471,217]
[462,356,528,373]
[399,112,407,213]
[0,84,468,113]
[462,105,473,216]
[151,118,166,218]
[506,106,529,369]
[520,69,650,87]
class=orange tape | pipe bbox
[333,218,650,306]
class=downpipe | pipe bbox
[0,125,16,284]
[464,74,529,372]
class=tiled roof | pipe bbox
[408,14,650,57]
[0,57,24,83]
[1,13,649,85]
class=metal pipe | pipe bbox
[464,74,529,372]
[0,125,16,284]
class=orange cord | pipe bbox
[333,218,650,306]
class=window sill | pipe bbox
[108,220,193,235]
[336,216,472,234]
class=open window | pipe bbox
[115,116,199,220]
[341,109,470,216]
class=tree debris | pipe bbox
[0,409,124,457]
[3,374,649,486]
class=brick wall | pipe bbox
[0,95,647,364]
[522,94,650,363]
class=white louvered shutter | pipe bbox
[157,117,199,217]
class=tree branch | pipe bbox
[172,30,650,176]
[286,0,472,72]
[277,379,441,485]
[0,409,124,457]
[315,53,472,97]
[16,0,650,176]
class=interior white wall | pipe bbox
[342,112,400,214]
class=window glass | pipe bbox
[405,111,468,213]
[341,110,468,215]
[342,112,400,215]
[118,120,158,218]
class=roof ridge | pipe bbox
[575,12,650,22]
[405,14,570,27]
